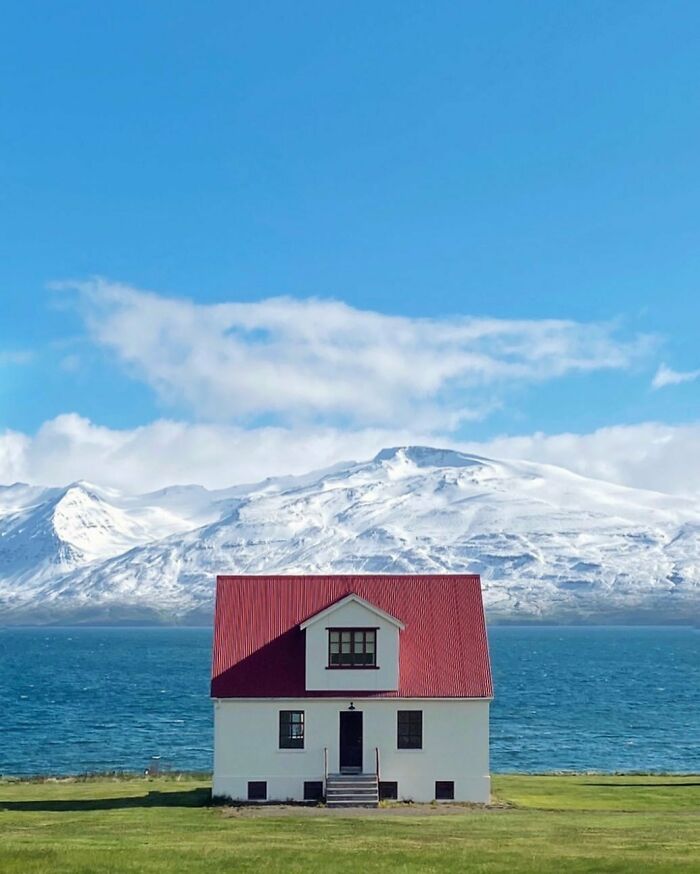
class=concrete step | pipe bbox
[327,774,377,782]
[326,785,378,792]
[326,784,378,791]
[326,777,377,786]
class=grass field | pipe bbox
[0,774,698,873]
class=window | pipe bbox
[304,781,324,801]
[328,628,376,668]
[279,710,304,749]
[397,710,423,749]
[435,780,454,800]
[248,781,267,801]
[379,781,398,800]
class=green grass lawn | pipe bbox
[0,774,698,873]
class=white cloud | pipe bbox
[52,278,654,428]
[470,422,700,496]
[3,414,700,497]
[0,413,436,492]
[651,363,700,390]
[5,280,686,497]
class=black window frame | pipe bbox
[327,627,378,669]
[397,710,423,749]
[435,780,454,800]
[279,710,305,749]
[247,780,267,801]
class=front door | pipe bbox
[339,711,363,772]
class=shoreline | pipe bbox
[3,769,699,783]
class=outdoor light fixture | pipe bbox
[348,702,355,711]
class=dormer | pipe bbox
[300,593,405,692]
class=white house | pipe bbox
[211,574,493,806]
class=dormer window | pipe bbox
[328,628,376,668]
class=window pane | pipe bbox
[354,631,363,646]
[365,638,374,652]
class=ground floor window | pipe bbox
[379,781,398,800]
[279,710,304,749]
[248,781,267,801]
[304,781,324,801]
[435,780,454,800]
[397,710,423,749]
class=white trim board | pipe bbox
[300,593,405,631]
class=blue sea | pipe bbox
[0,626,698,776]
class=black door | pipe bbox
[339,711,363,771]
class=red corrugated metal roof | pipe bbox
[211,574,493,699]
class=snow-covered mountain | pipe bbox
[1,446,699,624]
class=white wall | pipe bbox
[304,600,400,692]
[213,697,490,803]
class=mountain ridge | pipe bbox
[1,446,698,625]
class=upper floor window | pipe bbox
[279,710,304,749]
[328,628,376,668]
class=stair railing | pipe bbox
[375,746,380,781]
[323,746,329,798]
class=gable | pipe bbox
[302,592,402,692]
[300,593,405,631]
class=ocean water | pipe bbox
[0,626,697,776]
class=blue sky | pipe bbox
[1,1,699,491]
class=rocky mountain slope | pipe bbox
[1,446,698,624]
